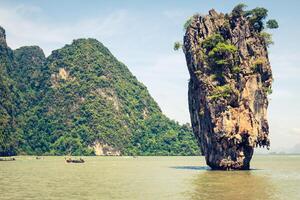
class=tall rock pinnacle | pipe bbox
[183,7,274,169]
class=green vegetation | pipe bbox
[183,16,193,31]
[252,57,267,72]
[259,32,274,47]
[196,34,239,87]
[202,34,225,52]
[0,27,200,156]
[198,109,204,117]
[201,34,238,71]
[266,19,279,29]
[232,66,241,73]
[253,57,266,66]
[0,27,21,156]
[178,4,278,102]
[125,115,199,156]
[266,87,273,95]
[173,41,182,51]
[231,4,279,33]
[241,5,278,46]
[0,52,19,156]
[246,7,268,32]
[208,85,233,100]
[207,43,237,67]
[231,3,247,17]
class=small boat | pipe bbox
[0,157,16,161]
[65,158,85,163]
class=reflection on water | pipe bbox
[188,170,276,200]
[184,155,300,200]
[170,166,210,170]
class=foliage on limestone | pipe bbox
[202,34,225,52]
[231,3,247,17]
[265,87,273,95]
[183,16,193,31]
[266,19,279,29]
[208,84,233,100]
[207,43,237,67]
[239,5,278,46]
[252,57,267,72]
[201,34,238,70]
[232,4,279,32]
[231,4,279,32]
[259,32,274,47]
[245,7,268,32]
[173,41,182,51]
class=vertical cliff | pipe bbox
[183,6,276,169]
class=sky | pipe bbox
[0,0,299,152]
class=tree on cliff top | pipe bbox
[266,19,279,29]
[232,3,247,17]
[231,4,279,32]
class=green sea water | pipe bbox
[0,155,299,200]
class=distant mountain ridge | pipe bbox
[0,26,199,156]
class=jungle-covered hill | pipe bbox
[0,26,199,156]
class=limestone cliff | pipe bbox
[183,8,274,169]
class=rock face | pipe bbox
[184,9,273,169]
[92,141,121,156]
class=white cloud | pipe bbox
[0,4,131,55]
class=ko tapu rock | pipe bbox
[183,5,277,170]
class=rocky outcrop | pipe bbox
[92,141,121,156]
[183,9,273,169]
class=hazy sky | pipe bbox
[0,0,299,152]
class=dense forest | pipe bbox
[0,26,199,156]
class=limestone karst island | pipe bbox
[183,5,275,170]
[1,1,300,200]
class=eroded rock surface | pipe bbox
[184,9,272,170]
